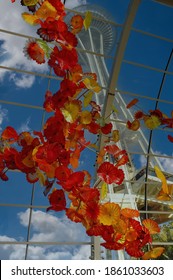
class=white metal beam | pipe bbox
[100,0,141,142]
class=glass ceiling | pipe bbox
[0,0,173,260]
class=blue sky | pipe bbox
[0,0,173,259]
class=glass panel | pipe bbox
[0,206,28,245]
[124,31,173,69]
[117,63,164,97]
[0,245,26,260]
[29,209,90,243]
[26,244,91,260]
[134,1,173,39]
[0,172,32,204]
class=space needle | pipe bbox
[66,2,170,260]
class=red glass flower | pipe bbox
[97,162,124,184]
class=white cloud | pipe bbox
[18,117,31,133]
[0,105,8,131]
[0,209,91,260]
[65,0,87,8]
[157,153,173,173]
[27,246,74,260]
[139,151,173,173]
[0,235,74,260]
[72,246,91,260]
[18,209,88,243]
[0,0,87,89]
[0,1,47,88]
[139,155,147,167]
[10,73,35,89]
[0,236,25,260]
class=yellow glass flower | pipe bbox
[80,111,92,124]
[61,100,81,123]
[98,202,120,226]
[83,77,101,93]
[144,115,161,129]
